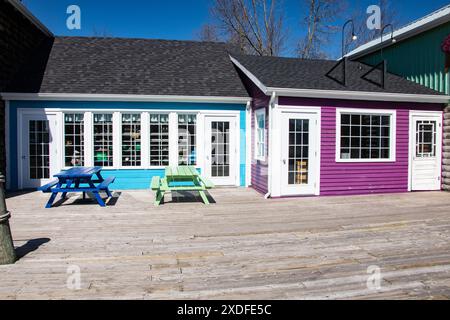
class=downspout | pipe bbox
[265,92,277,199]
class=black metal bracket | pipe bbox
[360,60,387,89]
[326,58,347,86]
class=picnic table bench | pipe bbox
[38,167,115,208]
[151,166,214,206]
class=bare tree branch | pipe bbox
[210,0,286,56]
[297,0,345,59]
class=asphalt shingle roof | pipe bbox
[233,54,443,96]
[7,37,249,98]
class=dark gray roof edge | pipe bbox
[231,54,447,100]
[7,0,53,37]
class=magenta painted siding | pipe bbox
[237,69,270,194]
[279,97,444,196]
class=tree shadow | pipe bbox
[15,238,51,260]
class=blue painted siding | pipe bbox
[8,100,247,190]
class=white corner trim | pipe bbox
[346,4,450,59]
[335,108,397,163]
[245,101,252,187]
[7,0,53,37]
[0,93,252,104]
[266,87,450,104]
[229,55,269,94]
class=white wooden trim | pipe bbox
[168,112,178,167]
[16,109,60,189]
[245,102,252,187]
[267,87,450,104]
[112,112,122,168]
[0,92,251,104]
[408,110,444,191]
[254,108,267,162]
[141,112,150,168]
[271,105,321,197]
[5,100,11,189]
[335,108,397,163]
[84,112,94,167]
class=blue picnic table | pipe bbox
[38,167,115,208]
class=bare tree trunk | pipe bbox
[0,173,16,265]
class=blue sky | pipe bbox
[23,0,450,58]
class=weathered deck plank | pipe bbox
[1,189,450,300]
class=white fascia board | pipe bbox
[0,93,251,104]
[346,5,450,59]
[230,55,269,94]
[266,87,450,104]
[7,0,53,37]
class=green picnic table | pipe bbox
[151,166,214,206]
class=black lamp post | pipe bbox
[380,24,396,60]
[342,19,358,58]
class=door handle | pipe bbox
[282,159,286,165]
[22,156,26,160]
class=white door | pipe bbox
[204,116,237,186]
[411,113,442,191]
[20,113,58,189]
[281,112,319,196]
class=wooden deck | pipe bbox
[1,188,450,300]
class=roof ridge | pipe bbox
[54,35,229,46]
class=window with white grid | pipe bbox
[64,113,85,167]
[255,109,266,161]
[29,120,50,179]
[149,114,170,166]
[178,114,197,166]
[93,114,114,167]
[338,111,394,161]
[122,114,141,167]
[416,120,437,158]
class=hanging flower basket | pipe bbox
[441,34,450,72]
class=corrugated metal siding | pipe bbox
[279,97,443,196]
[359,22,450,94]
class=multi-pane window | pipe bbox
[93,114,113,167]
[149,114,169,166]
[255,109,266,161]
[211,121,230,177]
[178,114,197,165]
[29,120,50,179]
[288,119,309,185]
[416,120,437,158]
[339,113,392,160]
[122,114,141,167]
[64,113,84,167]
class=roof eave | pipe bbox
[6,0,53,37]
[267,87,449,104]
[0,92,251,104]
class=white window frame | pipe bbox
[92,112,115,169]
[63,111,87,169]
[254,108,267,161]
[335,108,397,163]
